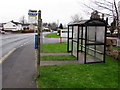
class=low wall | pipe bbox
[21,30,35,33]
[106,47,120,60]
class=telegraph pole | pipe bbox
[37,10,42,77]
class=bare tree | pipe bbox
[50,22,57,31]
[19,16,27,24]
[82,0,120,37]
[71,14,83,22]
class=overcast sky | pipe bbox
[0,0,119,25]
[0,0,91,25]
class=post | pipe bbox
[37,10,42,77]
[60,37,62,43]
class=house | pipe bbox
[22,24,30,30]
[22,23,37,31]
[3,20,23,31]
[0,23,3,30]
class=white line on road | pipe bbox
[0,48,16,63]
[19,42,29,48]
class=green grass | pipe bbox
[37,56,119,88]
[41,55,77,61]
[42,42,67,53]
[45,33,60,38]
[111,46,120,50]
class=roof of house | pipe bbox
[22,24,30,26]
[0,23,6,27]
[22,23,37,26]
[11,20,21,25]
[68,19,107,26]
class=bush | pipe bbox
[42,29,50,32]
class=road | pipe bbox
[0,32,67,58]
[0,33,35,57]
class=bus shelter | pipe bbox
[67,18,107,64]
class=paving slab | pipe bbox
[41,60,83,66]
[41,53,71,56]
[2,44,36,88]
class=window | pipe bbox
[13,25,16,27]
[62,31,68,33]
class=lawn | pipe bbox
[41,55,77,61]
[37,56,119,88]
[45,33,60,38]
[111,46,120,50]
[42,42,67,53]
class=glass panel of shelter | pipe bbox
[87,26,96,44]
[72,26,78,57]
[73,42,78,57]
[86,45,104,63]
[73,26,78,41]
[68,26,72,52]
[79,26,86,52]
[96,27,105,43]
[78,26,85,63]
[85,26,105,63]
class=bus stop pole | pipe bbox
[37,10,42,77]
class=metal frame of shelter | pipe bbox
[67,18,108,64]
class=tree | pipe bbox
[71,14,83,22]
[110,18,116,34]
[82,0,120,37]
[51,22,57,30]
[43,23,48,27]
[82,0,118,20]
[59,23,63,29]
[19,16,27,24]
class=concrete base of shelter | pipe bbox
[40,53,84,66]
[41,60,84,66]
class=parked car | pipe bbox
[0,30,5,34]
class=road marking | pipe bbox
[24,42,28,45]
[20,45,23,47]
[0,48,17,63]
[19,42,29,48]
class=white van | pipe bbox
[60,29,72,38]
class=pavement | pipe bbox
[40,53,83,66]
[2,44,36,88]
[41,53,71,56]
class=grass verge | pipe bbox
[41,55,77,61]
[111,46,120,50]
[37,56,119,88]
[45,33,60,38]
[42,42,67,53]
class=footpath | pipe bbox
[41,53,83,66]
[2,44,36,88]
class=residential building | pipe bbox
[3,20,23,31]
[22,24,37,31]
[0,23,3,30]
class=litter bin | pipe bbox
[34,34,38,49]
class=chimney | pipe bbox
[102,14,104,20]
